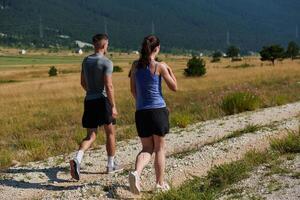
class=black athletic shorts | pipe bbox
[82,97,116,129]
[135,107,170,138]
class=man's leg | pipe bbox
[70,128,97,180]
[79,128,97,152]
[104,123,124,173]
[104,124,116,158]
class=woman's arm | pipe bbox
[160,62,177,92]
[130,62,137,99]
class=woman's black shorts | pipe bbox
[82,98,116,129]
[135,107,169,138]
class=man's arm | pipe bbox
[104,61,118,118]
[81,59,87,91]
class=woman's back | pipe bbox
[135,63,166,110]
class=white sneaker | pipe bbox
[129,171,141,194]
[155,182,170,193]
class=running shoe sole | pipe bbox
[70,160,80,181]
[129,172,140,195]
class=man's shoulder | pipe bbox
[101,56,113,66]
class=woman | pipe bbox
[129,35,177,194]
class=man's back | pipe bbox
[82,53,113,100]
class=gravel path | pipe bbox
[0,102,300,200]
[219,154,300,200]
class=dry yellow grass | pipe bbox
[1,53,300,168]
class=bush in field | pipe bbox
[48,66,58,77]
[184,56,206,77]
[260,45,285,65]
[211,51,222,63]
[113,66,123,72]
[226,45,240,59]
[221,92,261,115]
[286,41,299,60]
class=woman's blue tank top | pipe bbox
[135,64,166,111]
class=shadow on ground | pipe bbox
[0,166,97,191]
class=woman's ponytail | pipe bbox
[138,35,160,68]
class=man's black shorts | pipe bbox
[82,97,116,129]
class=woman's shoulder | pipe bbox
[156,61,168,71]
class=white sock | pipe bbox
[75,150,84,164]
[107,156,115,168]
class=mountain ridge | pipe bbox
[0,0,300,51]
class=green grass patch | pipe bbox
[221,92,262,115]
[171,113,192,128]
[224,124,261,140]
[152,151,268,200]
[270,131,300,153]
[0,150,12,168]
[152,132,300,200]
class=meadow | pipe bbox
[1,50,300,168]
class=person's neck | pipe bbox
[94,49,105,55]
[150,54,156,61]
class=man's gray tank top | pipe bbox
[82,53,113,100]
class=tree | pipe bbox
[260,45,285,65]
[226,45,240,59]
[184,56,206,77]
[286,41,299,60]
[211,51,222,62]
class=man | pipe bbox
[70,34,123,181]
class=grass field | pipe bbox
[1,51,300,168]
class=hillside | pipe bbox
[0,0,300,51]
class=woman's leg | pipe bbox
[153,135,166,185]
[135,136,154,176]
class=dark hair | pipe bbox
[137,35,160,68]
[92,33,109,43]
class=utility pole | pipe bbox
[226,31,230,46]
[39,15,44,39]
[104,17,108,35]
[151,20,155,35]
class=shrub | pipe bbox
[184,56,206,77]
[113,66,123,72]
[286,41,299,60]
[221,92,261,115]
[226,45,240,58]
[211,51,222,63]
[48,66,58,77]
